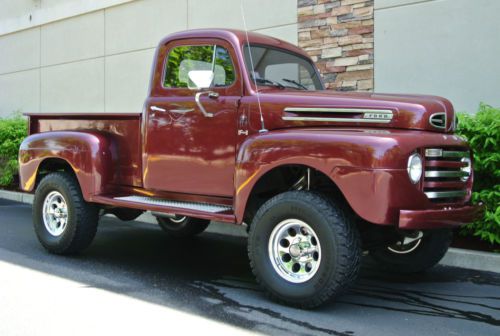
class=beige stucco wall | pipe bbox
[375,0,500,113]
[0,0,298,116]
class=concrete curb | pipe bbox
[1,189,498,274]
[0,189,34,204]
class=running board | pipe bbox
[114,196,232,214]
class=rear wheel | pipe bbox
[156,215,210,238]
[248,191,361,308]
[369,229,452,273]
[33,172,99,254]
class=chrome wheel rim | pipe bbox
[268,219,321,283]
[387,231,423,254]
[42,191,68,237]
[169,215,187,224]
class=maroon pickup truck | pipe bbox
[19,29,483,308]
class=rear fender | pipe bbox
[19,131,115,201]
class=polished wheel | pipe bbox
[268,219,321,283]
[33,172,99,255]
[370,229,452,273]
[169,215,187,224]
[248,191,362,308]
[42,191,68,237]
[387,231,423,254]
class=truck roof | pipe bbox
[158,28,310,59]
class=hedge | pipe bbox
[456,104,500,244]
[0,113,27,187]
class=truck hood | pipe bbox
[252,90,456,133]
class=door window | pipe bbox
[164,45,236,88]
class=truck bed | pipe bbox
[26,112,143,188]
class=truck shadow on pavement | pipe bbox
[0,202,499,336]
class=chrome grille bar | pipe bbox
[425,171,470,178]
[425,148,469,158]
[424,190,467,199]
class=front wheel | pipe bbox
[248,191,361,308]
[369,229,452,273]
[156,215,210,238]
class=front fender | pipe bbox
[233,128,470,226]
[233,129,401,223]
[19,131,115,200]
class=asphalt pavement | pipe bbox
[0,198,498,336]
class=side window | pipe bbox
[164,45,236,88]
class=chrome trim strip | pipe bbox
[425,148,469,158]
[284,107,394,114]
[282,116,393,123]
[424,190,467,199]
[425,171,469,178]
[442,151,469,158]
[170,108,194,114]
[283,107,394,123]
[151,106,166,112]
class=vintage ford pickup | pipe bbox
[19,29,483,308]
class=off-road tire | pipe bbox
[156,216,210,238]
[33,172,99,254]
[248,191,362,308]
[369,229,452,273]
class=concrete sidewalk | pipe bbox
[1,189,499,274]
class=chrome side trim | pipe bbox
[283,107,393,123]
[170,108,194,114]
[424,190,467,199]
[425,171,470,178]
[282,116,392,123]
[151,106,166,112]
[429,112,447,129]
[114,196,232,213]
[284,107,393,114]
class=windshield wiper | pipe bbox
[252,76,285,89]
[282,78,308,90]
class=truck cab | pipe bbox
[19,29,484,308]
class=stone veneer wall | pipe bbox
[298,0,374,91]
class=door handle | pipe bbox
[195,91,219,118]
[151,106,166,112]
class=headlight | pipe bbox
[407,153,423,184]
[460,157,471,181]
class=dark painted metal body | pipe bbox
[19,29,484,229]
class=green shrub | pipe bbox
[456,103,500,244]
[0,113,28,187]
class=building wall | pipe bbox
[298,0,374,91]
[375,0,500,113]
[0,0,298,116]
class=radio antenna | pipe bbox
[240,0,267,133]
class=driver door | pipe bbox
[143,39,241,197]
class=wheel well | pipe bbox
[35,158,77,189]
[243,165,349,225]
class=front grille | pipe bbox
[423,148,470,202]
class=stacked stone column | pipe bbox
[298,0,374,91]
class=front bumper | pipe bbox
[399,203,485,230]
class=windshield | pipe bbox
[243,45,324,91]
